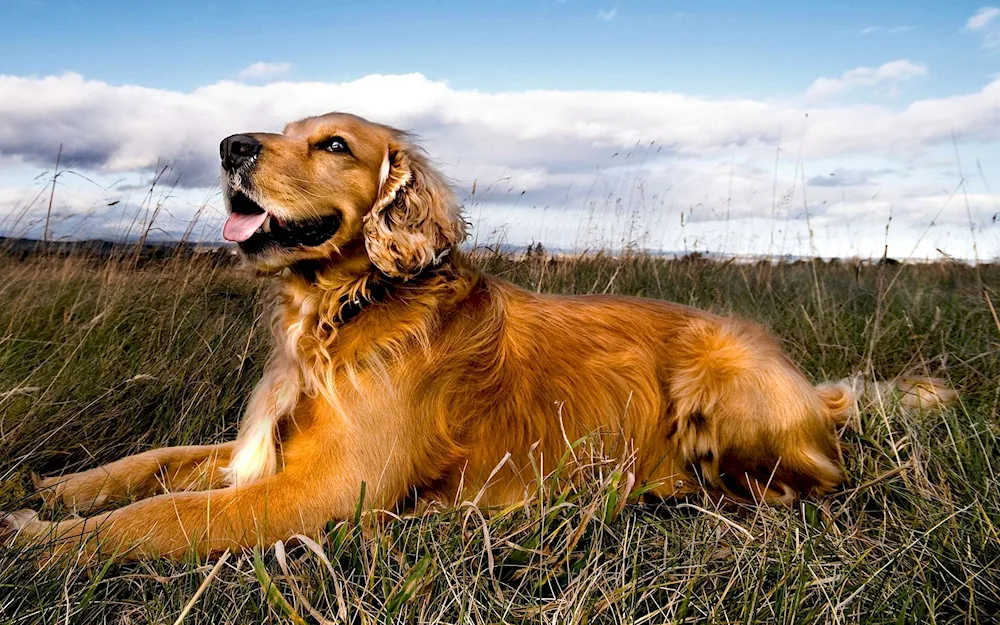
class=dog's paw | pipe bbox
[31,472,63,508]
[30,472,52,506]
[0,509,39,542]
[1,510,91,567]
[31,472,108,512]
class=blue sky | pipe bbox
[1,1,999,259]
[3,1,995,96]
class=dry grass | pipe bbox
[0,248,998,624]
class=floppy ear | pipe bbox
[363,139,466,278]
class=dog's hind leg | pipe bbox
[33,443,234,513]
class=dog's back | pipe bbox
[405,274,850,505]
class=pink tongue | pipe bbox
[223,211,268,242]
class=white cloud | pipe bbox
[237,61,292,80]
[966,7,1000,30]
[5,68,992,181]
[0,71,997,259]
[596,5,617,21]
[860,25,912,35]
[965,7,1000,49]
[805,59,927,101]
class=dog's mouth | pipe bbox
[223,190,341,253]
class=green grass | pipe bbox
[1,250,998,624]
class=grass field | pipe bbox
[0,248,998,624]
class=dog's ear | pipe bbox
[363,138,466,278]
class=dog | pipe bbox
[1,113,956,561]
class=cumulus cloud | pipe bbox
[237,61,292,79]
[3,69,995,185]
[0,71,997,259]
[805,59,927,101]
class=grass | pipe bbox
[0,248,998,624]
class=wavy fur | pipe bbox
[8,113,957,561]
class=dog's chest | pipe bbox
[224,291,320,487]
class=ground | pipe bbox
[0,249,997,624]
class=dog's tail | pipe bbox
[815,381,856,426]
[817,373,957,426]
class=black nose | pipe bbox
[220,134,262,171]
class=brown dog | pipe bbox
[2,113,952,561]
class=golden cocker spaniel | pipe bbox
[3,113,954,561]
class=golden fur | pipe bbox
[2,113,954,561]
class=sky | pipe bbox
[2,0,1000,259]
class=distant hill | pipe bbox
[0,236,962,266]
[0,236,235,262]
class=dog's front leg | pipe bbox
[33,443,235,512]
[5,464,363,562]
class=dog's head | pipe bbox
[220,112,466,275]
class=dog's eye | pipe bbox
[315,136,350,154]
